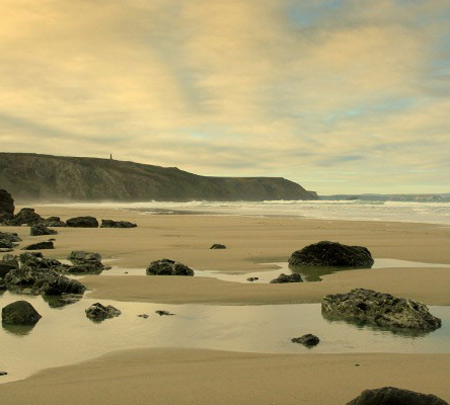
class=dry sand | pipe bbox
[1,204,450,404]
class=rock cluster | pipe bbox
[346,386,449,405]
[270,273,302,283]
[289,241,374,268]
[3,252,85,296]
[146,259,194,276]
[85,302,121,322]
[100,219,137,228]
[322,288,441,331]
[2,300,42,325]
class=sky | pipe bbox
[0,0,449,195]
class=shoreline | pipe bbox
[1,205,450,403]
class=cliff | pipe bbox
[0,153,317,202]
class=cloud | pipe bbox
[0,0,449,194]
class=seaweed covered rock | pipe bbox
[146,259,194,276]
[322,288,441,331]
[85,302,121,322]
[0,232,22,243]
[4,266,86,296]
[2,300,42,325]
[66,216,98,228]
[270,273,302,283]
[30,224,58,236]
[346,386,449,405]
[100,219,137,228]
[289,241,374,268]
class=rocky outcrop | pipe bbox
[30,224,58,236]
[85,302,121,322]
[66,216,99,228]
[21,241,54,250]
[322,288,441,331]
[146,259,194,276]
[0,153,318,202]
[291,334,320,347]
[270,273,302,283]
[210,244,227,249]
[289,241,374,268]
[0,189,14,221]
[100,219,137,228]
[2,300,42,325]
[346,386,449,405]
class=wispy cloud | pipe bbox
[0,0,449,193]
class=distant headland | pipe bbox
[0,153,318,203]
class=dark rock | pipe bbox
[100,219,137,228]
[2,254,19,267]
[346,386,449,405]
[155,310,174,316]
[0,232,22,243]
[322,288,441,331]
[21,241,54,250]
[0,248,13,253]
[2,300,41,325]
[41,217,67,227]
[137,314,149,319]
[0,262,17,278]
[0,189,14,220]
[247,277,259,282]
[0,240,15,249]
[289,241,374,268]
[30,224,58,236]
[19,252,64,270]
[8,208,43,226]
[85,303,121,322]
[146,259,194,276]
[270,273,303,283]
[291,333,320,346]
[4,266,85,296]
[210,244,227,249]
[0,371,7,376]
[67,251,105,274]
[66,216,99,228]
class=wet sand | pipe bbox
[1,205,450,403]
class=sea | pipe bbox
[44,199,450,226]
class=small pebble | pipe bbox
[0,371,8,376]
[137,314,149,319]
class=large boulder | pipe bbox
[8,208,43,226]
[146,259,194,276]
[322,288,441,331]
[67,251,105,274]
[2,300,41,325]
[21,241,54,250]
[85,302,121,322]
[289,241,374,268]
[30,224,58,236]
[0,189,14,221]
[100,219,137,228]
[66,216,99,228]
[346,386,449,405]
[19,252,64,270]
[270,273,303,283]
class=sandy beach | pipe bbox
[1,205,450,404]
